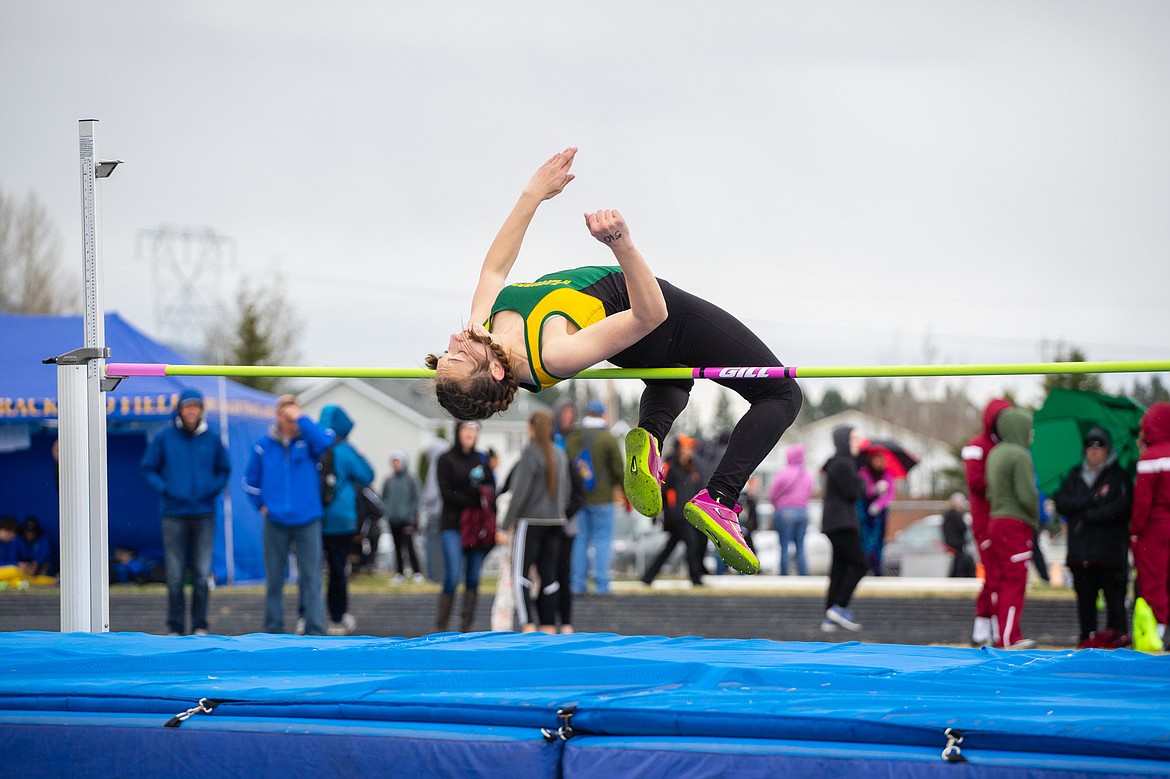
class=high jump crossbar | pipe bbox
[105,360,1170,381]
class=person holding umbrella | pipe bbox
[1052,426,1133,648]
[857,447,896,575]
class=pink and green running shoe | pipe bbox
[685,489,760,575]
[624,427,664,517]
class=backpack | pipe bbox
[318,445,338,507]
[575,430,598,492]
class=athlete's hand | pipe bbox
[585,209,632,249]
[525,147,577,201]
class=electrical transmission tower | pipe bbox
[137,225,235,359]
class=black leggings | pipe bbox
[611,280,803,500]
[390,524,422,575]
[825,529,867,610]
[513,521,562,627]
[323,534,351,622]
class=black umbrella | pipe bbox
[860,439,920,480]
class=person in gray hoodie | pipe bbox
[382,450,423,584]
[503,410,570,633]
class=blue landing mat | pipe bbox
[1,631,1167,777]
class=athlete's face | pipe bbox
[435,324,504,382]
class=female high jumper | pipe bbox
[426,147,801,574]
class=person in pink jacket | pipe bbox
[1132,401,1170,649]
[769,445,814,575]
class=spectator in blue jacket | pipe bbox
[140,388,231,635]
[318,405,374,636]
[244,394,335,636]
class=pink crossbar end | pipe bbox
[106,362,168,377]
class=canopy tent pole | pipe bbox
[217,375,236,585]
[49,120,120,633]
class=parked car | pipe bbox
[881,513,975,577]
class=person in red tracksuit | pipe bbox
[962,398,1012,646]
[1131,402,1170,649]
[985,407,1039,650]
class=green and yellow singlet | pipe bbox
[487,265,629,392]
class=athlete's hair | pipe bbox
[528,410,557,499]
[425,328,519,421]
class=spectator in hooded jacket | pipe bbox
[769,444,814,576]
[985,407,1039,649]
[1131,401,1170,650]
[962,397,1012,645]
[140,388,231,636]
[821,425,867,632]
[244,395,335,636]
[1053,426,1133,649]
[382,450,424,584]
[318,405,374,636]
[435,420,496,632]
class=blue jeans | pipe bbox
[161,514,215,634]
[571,502,615,595]
[441,529,486,595]
[776,507,809,576]
[263,518,325,635]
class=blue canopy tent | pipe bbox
[0,312,276,582]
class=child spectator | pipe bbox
[16,516,51,577]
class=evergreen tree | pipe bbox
[816,387,850,420]
[1041,344,1103,394]
[713,388,736,435]
[1132,375,1170,407]
[205,275,302,393]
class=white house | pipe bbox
[763,410,959,498]
[298,378,555,486]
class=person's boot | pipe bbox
[436,593,454,632]
[971,616,992,646]
[460,589,479,633]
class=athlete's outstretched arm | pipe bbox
[468,147,577,325]
[542,209,668,376]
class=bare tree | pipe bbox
[204,274,302,393]
[0,188,76,313]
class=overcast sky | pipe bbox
[2,1,1167,412]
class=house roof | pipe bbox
[298,377,553,424]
